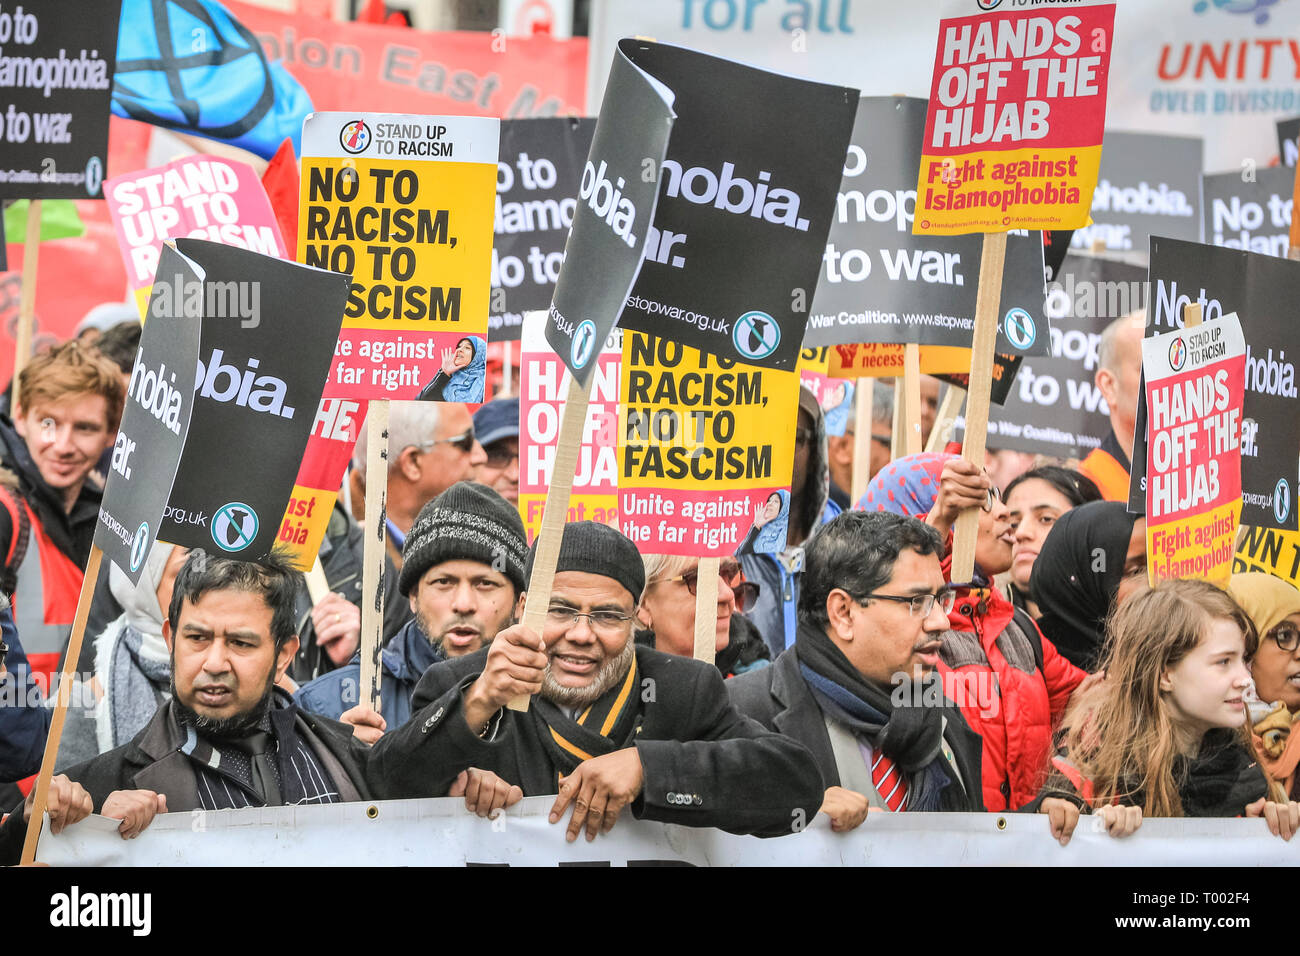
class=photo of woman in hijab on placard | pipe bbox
[417,336,486,403]
[738,489,791,555]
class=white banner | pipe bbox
[37,796,1300,866]
[588,0,1300,172]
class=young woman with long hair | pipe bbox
[1034,578,1300,844]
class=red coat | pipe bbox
[939,585,1085,811]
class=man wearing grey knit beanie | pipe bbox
[370,520,825,841]
[296,482,527,740]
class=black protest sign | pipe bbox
[1130,237,1300,531]
[490,117,596,343]
[1070,131,1202,256]
[1043,230,1072,282]
[803,97,1049,357]
[95,244,200,584]
[936,353,1022,409]
[158,238,350,558]
[955,256,1146,457]
[1277,117,1300,167]
[1201,165,1293,259]
[0,0,120,199]
[616,40,857,372]
[545,48,674,388]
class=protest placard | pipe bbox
[107,156,287,318]
[1201,165,1294,258]
[806,96,1049,356]
[1070,131,1202,255]
[798,347,854,438]
[490,118,596,342]
[156,239,349,560]
[0,0,119,200]
[827,343,972,380]
[300,112,498,401]
[618,331,800,557]
[94,243,200,584]
[544,48,673,387]
[953,256,1145,458]
[611,40,857,372]
[518,311,619,542]
[275,397,366,565]
[1141,313,1246,587]
[1277,116,1300,168]
[1135,237,1300,532]
[913,4,1114,237]
[1235,524,1300,590]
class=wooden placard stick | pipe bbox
[1184,303,1202,328]
[890,377,905,461]
[508,372,594,711]
[13,198,42,384]
[950,231,1007,584]
[305,556,330,604]
[692,556,720,664]
[359,399,390,718]
[849,378,874,504]
[20,545,102,865]
[926,383,966,453]
[902,343,922,456]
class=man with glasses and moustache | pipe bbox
[729,511,985,832]
[368,521,824,841]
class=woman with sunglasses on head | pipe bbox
[1033,579,1300,845]
[861,452,1088,811]
[1228,573,1300,802]
[636,555,770,679]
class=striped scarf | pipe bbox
[530,657,643,780]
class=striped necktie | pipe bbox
[871,748,909,812]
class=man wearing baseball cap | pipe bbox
[368,521,823,841]
[472,396,520,506]
[295,482,527,739]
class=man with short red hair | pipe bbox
[0,340,125,684]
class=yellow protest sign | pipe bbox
[827,342,971,378]
[1234,525,1300,590]
[619,332,799,556]
[299,113,498,400]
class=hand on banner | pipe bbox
[1041,798,1142,846]
[462,624,547,733]
[449,767,523,818]
[101,790,168,840]
[819,786,871,832]
[340,705,387,745]
[1246,798,1300,841]
[550,748,645,843]
[926,458,992,540]
[312,591,362,666]
[24,775,93,835]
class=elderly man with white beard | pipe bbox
[368,521,824,842]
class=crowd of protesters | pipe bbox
[2,303,1300,865]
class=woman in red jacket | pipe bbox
[860,452,1087,810]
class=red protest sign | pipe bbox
[915,4,1114,235]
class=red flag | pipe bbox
[262,138,299,259]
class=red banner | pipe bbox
[227,1,588,119]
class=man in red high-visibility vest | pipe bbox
[0,340,124,689]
